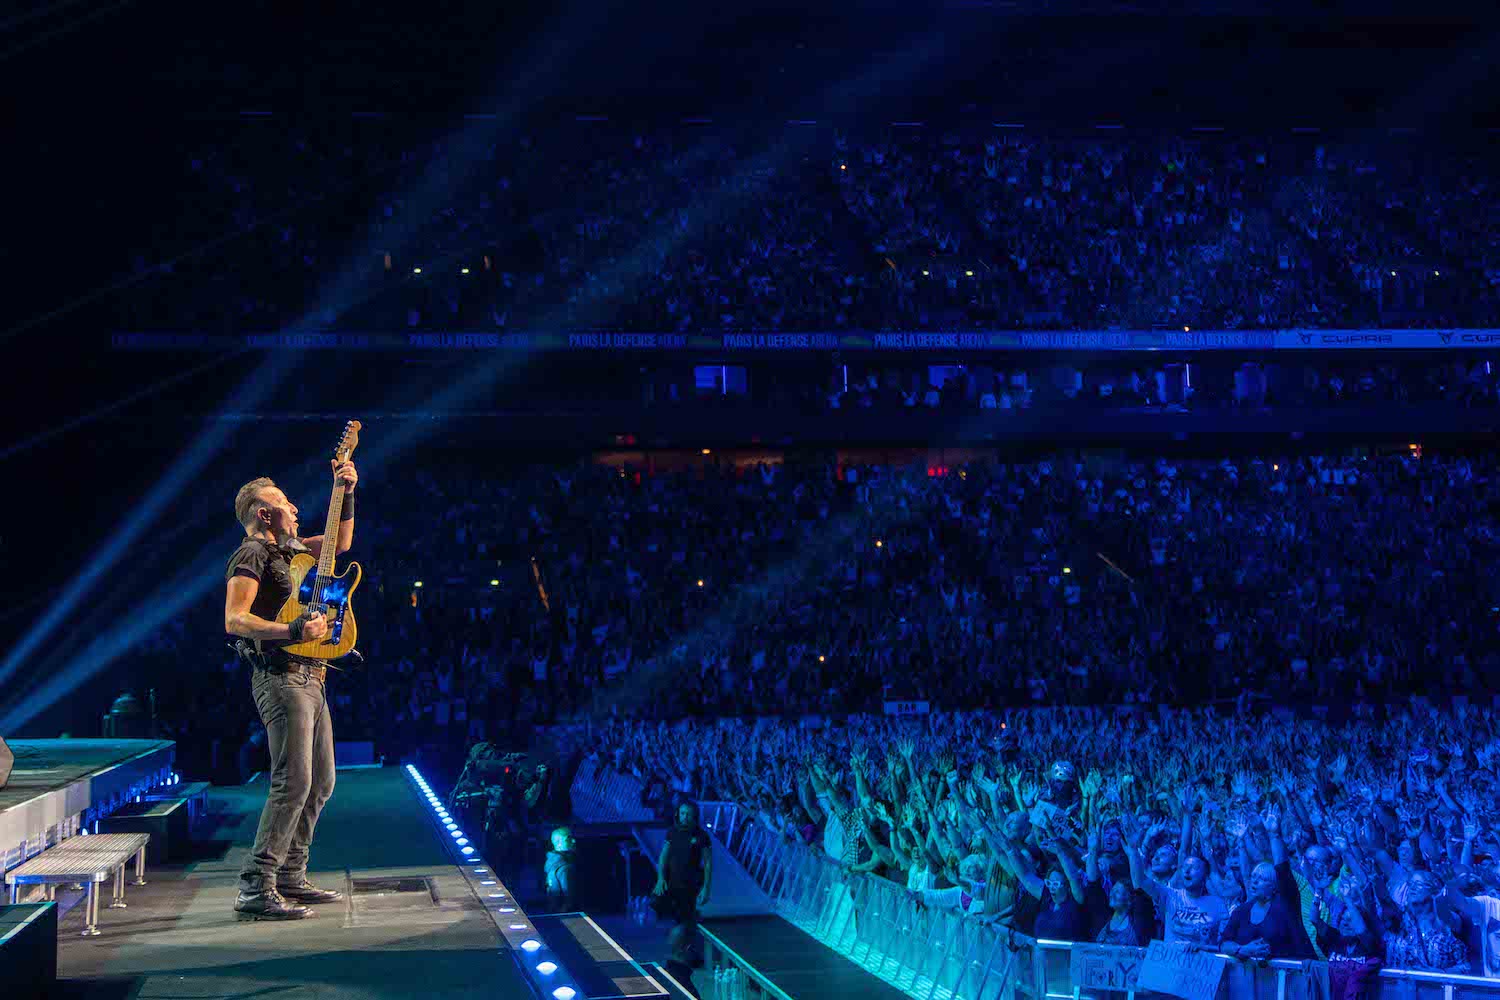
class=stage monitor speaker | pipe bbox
[0,737,12,789]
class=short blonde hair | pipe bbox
[235,477,276,530]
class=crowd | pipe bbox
[118,439,1500,986]
[117,123,1500,333]
[590,705,1500,980]
[129,445,1500,783]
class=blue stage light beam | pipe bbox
[0,9,599,727]
[0,455,339,728]
[4,20,945,728]
[0,353,296,694]
[356,30,948,473]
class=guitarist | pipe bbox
[224,459,357,920]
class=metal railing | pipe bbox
[567,768,1500,1000]
[699,926,796,1000]
[697,801,741,845]
[729,817,1500,1000]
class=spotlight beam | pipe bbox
[5,20,949,728]
[0,354,295,693]
[0,8,598,727]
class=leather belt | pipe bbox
[263,660,328,683]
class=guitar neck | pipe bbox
[317,485,346,576]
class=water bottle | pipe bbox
[713,969,725,1000]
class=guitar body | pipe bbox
[276,552,362,660]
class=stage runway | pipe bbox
[49,766,532,1000]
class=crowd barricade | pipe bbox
[727,818,1500,1000]
[696,801,741,845]
[568,758,657,823]
[563,768,1500,1000]
[731,819,1022,999]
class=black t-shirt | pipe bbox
[225,537,316,667]
[665,825,711,888]
[1224,896,1311,959]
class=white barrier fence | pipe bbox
[565,766,1500,999]
[729,818,1500,1000]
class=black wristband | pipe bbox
[340,491,356,521]
[288,615,307,642]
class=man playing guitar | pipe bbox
[224,458,357,920]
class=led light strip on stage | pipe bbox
[403,765,581,1000]
[529,912,669,1000]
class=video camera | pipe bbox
[451,743,548,809]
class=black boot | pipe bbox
[235,882,313,920]
[276,876,345,904]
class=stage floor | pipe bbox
[50,767,532,1000]
[0,739,174,814]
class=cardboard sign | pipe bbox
[1137,940,1227,1000]
[1070,944,1144,993]
[1029,799,1065,829]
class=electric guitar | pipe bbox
[277,420,363,660]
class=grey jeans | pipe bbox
[238,666,336,887]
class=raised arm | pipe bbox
[1056,844,1087,905]
[798,770,826,827]
[1120,814,1162,901]
[851,750,876,808]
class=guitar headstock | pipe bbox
[335,420,363,461]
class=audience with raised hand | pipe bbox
[593,702,1500,974]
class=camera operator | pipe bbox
[448,743,501,838]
